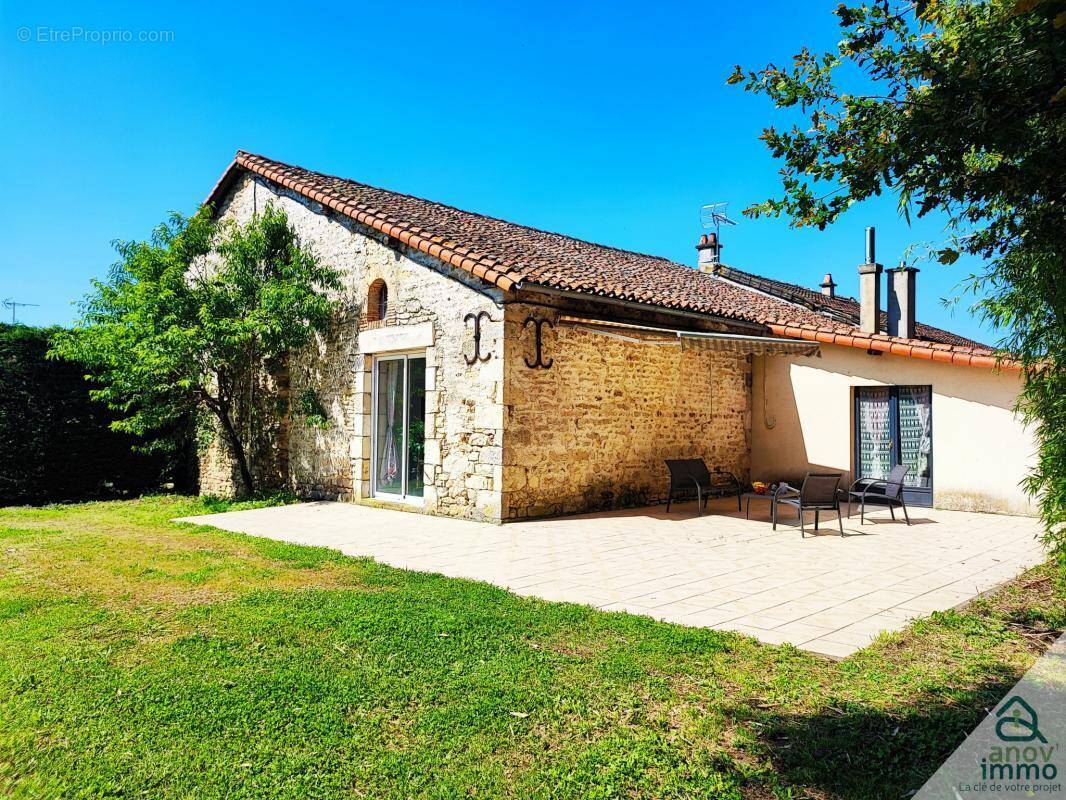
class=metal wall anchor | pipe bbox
[464,311,492,365]
[523,317,554,369]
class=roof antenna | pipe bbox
[696,203,736,272]
[2,298,39,324]
[700,202,737,236]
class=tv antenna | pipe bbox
[2,298,39,324]
[700,202,737,237]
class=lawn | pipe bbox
[0,497,1061,799]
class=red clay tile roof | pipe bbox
[206,151,1016,371]
[712,264,989,350]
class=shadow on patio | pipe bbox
[560,496,937,532]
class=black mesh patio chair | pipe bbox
[664,459,742,516]
[773,472,845,537]
[846,464,911,525]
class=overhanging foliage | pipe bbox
[52,203,342,497]
[731,0,1066,561]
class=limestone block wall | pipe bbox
[197,362,290,498]
[198,173,505,520]
[502,305,752,519]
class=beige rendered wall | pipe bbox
[502,305,752,519]
[751,345,1035,514]
[199,173,506,521]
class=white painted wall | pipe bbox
[751,344,1036,514]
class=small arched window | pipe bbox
[367,279,388,323]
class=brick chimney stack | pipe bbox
[857,227,883,334]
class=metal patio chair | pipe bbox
[846,464,912,525]
[664,459,742,516]
[773,472,845,537]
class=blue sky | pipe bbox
[0,1,993,343]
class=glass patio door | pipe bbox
[372,354,426,501]
[855,385,932,506]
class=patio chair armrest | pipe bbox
[848,477,884,495]
[715,469,741,492]
[669,477,699,495]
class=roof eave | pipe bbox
[203,158,240,211]
[514,282,769,334]
[767,323,1020,371]
[206,154,520,292]
[201,153,1010,371]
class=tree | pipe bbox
[729,0,1066,560]
[53,204,341,497]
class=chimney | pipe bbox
[887,261,918,339]
[857,226,883,334]
[819,273,837,297]
[696,232,722,273]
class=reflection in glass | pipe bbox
[374,359,404,495]
[374,356,426,499]
[857,387,892,481]
[898,386,932,488]
[406,358,426,498]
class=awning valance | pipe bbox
[557,316,820,357]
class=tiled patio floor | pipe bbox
[178,498,1045,657]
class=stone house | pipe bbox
[199,151,1035,521]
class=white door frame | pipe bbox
[370,351,424,503]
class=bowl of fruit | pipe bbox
[752,481,770,495]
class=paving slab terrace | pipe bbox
[177,498,1046,657]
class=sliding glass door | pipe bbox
[855,385,932,506]
[372,354,426,501]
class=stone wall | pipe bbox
[197,362,291,498]
[198,173,505,520]
[199,174,752,522]
[502,305,752,519]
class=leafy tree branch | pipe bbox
[731,0,1066,559]
[53,203,342,497]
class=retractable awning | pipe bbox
[557,316,820,356]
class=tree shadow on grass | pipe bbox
[749,668,1021,799]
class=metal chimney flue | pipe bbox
[857,226,883,334]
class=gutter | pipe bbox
[558,316,820,355]
[767,323,1020,371]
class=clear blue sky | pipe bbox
[0,1,993,343]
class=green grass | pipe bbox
[0,497,1061,799]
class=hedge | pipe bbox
[0,324,189,506]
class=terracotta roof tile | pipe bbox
[205,151,1017,371]
[712,264,990,350]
